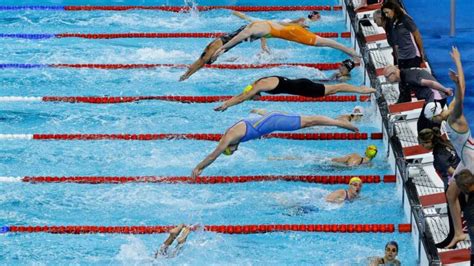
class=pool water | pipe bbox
[0,0,418,264]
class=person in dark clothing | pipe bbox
[418,127,460,188]
[374,9,396,64]
[381,1,425,69]
[383,65,453,104]
[454,169,474,262]
[214,75,375,111]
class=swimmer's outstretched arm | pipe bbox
[420,79,453,96]
[192,127,244,177]
[260,38,270,54]
[192,137,232,178]
[214,82,266,111]
[448,46,469,133]
[232,11,254,22]
[214,91,256,111]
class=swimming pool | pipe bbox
[0,0,418,264]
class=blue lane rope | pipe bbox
[0,6,65,11]
[0,64,46,69]
[0,226,9,233]
[0,34,55,39]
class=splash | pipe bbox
[116,236,154,265]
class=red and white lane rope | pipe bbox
[0,5,343,12]
[0,132,383,141]
[55,32,351,39]
[0,32,351,39]
[2,223,411,234]
[50,63,342,70]
[0,63,345,70]
[0,95,366,104]
[0,175,396,184]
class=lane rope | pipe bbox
[1,223,411,234]
[0,133,383,141]
[0,5,343,12]
[0,32,351,39]
[0,63,343,70]
[0,95,363,104]
[0,175,396,184]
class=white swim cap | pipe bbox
[423,102,442,120]
[352,106,364,115]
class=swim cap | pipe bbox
[308,11,320,19]
[223,147,233,156]
[342,59,355,72]
[242,85,253,95]
[352,105,364,115]
[349,176,362,184]
[423,102,443,121]
[365,145,378,159]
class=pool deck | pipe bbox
[347,0,471,264]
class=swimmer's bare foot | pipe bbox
[177,226,191,244]
[360,86,376,94]
[446,233,467,249]
[169,224,185,237]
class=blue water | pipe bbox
[0,0,418,264]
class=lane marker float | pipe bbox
[0,175,396,184]
[0,95,364,104]
[0,63,344,70]
[1,223,411,234]
[0,5,343,12]
[0,32,351,39]
[0,133,383,141]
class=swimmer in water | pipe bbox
[179,11,322,81]
[154,224,192,259]
[179,23,267,81]
[328,59,357,82]
[191,109,358,177]
[330,145,378,167]
[326,176,363,203]
[369,241,401,266]
[336,106,365,123]
[232,10,321,28]
[214,76,374,111]
[210,20,361,63]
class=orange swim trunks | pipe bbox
[268,23,318,45]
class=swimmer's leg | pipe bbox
[315,37,361,63]
[155,224,184,258]
[180,39,223,81]
[324,83,376,95]
[211,22,269,61]
[300,115,358,132]
[446,182,466,248]
[177,226,191,245]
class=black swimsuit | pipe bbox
[266,76,326,97]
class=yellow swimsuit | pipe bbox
[266,22,318,46]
